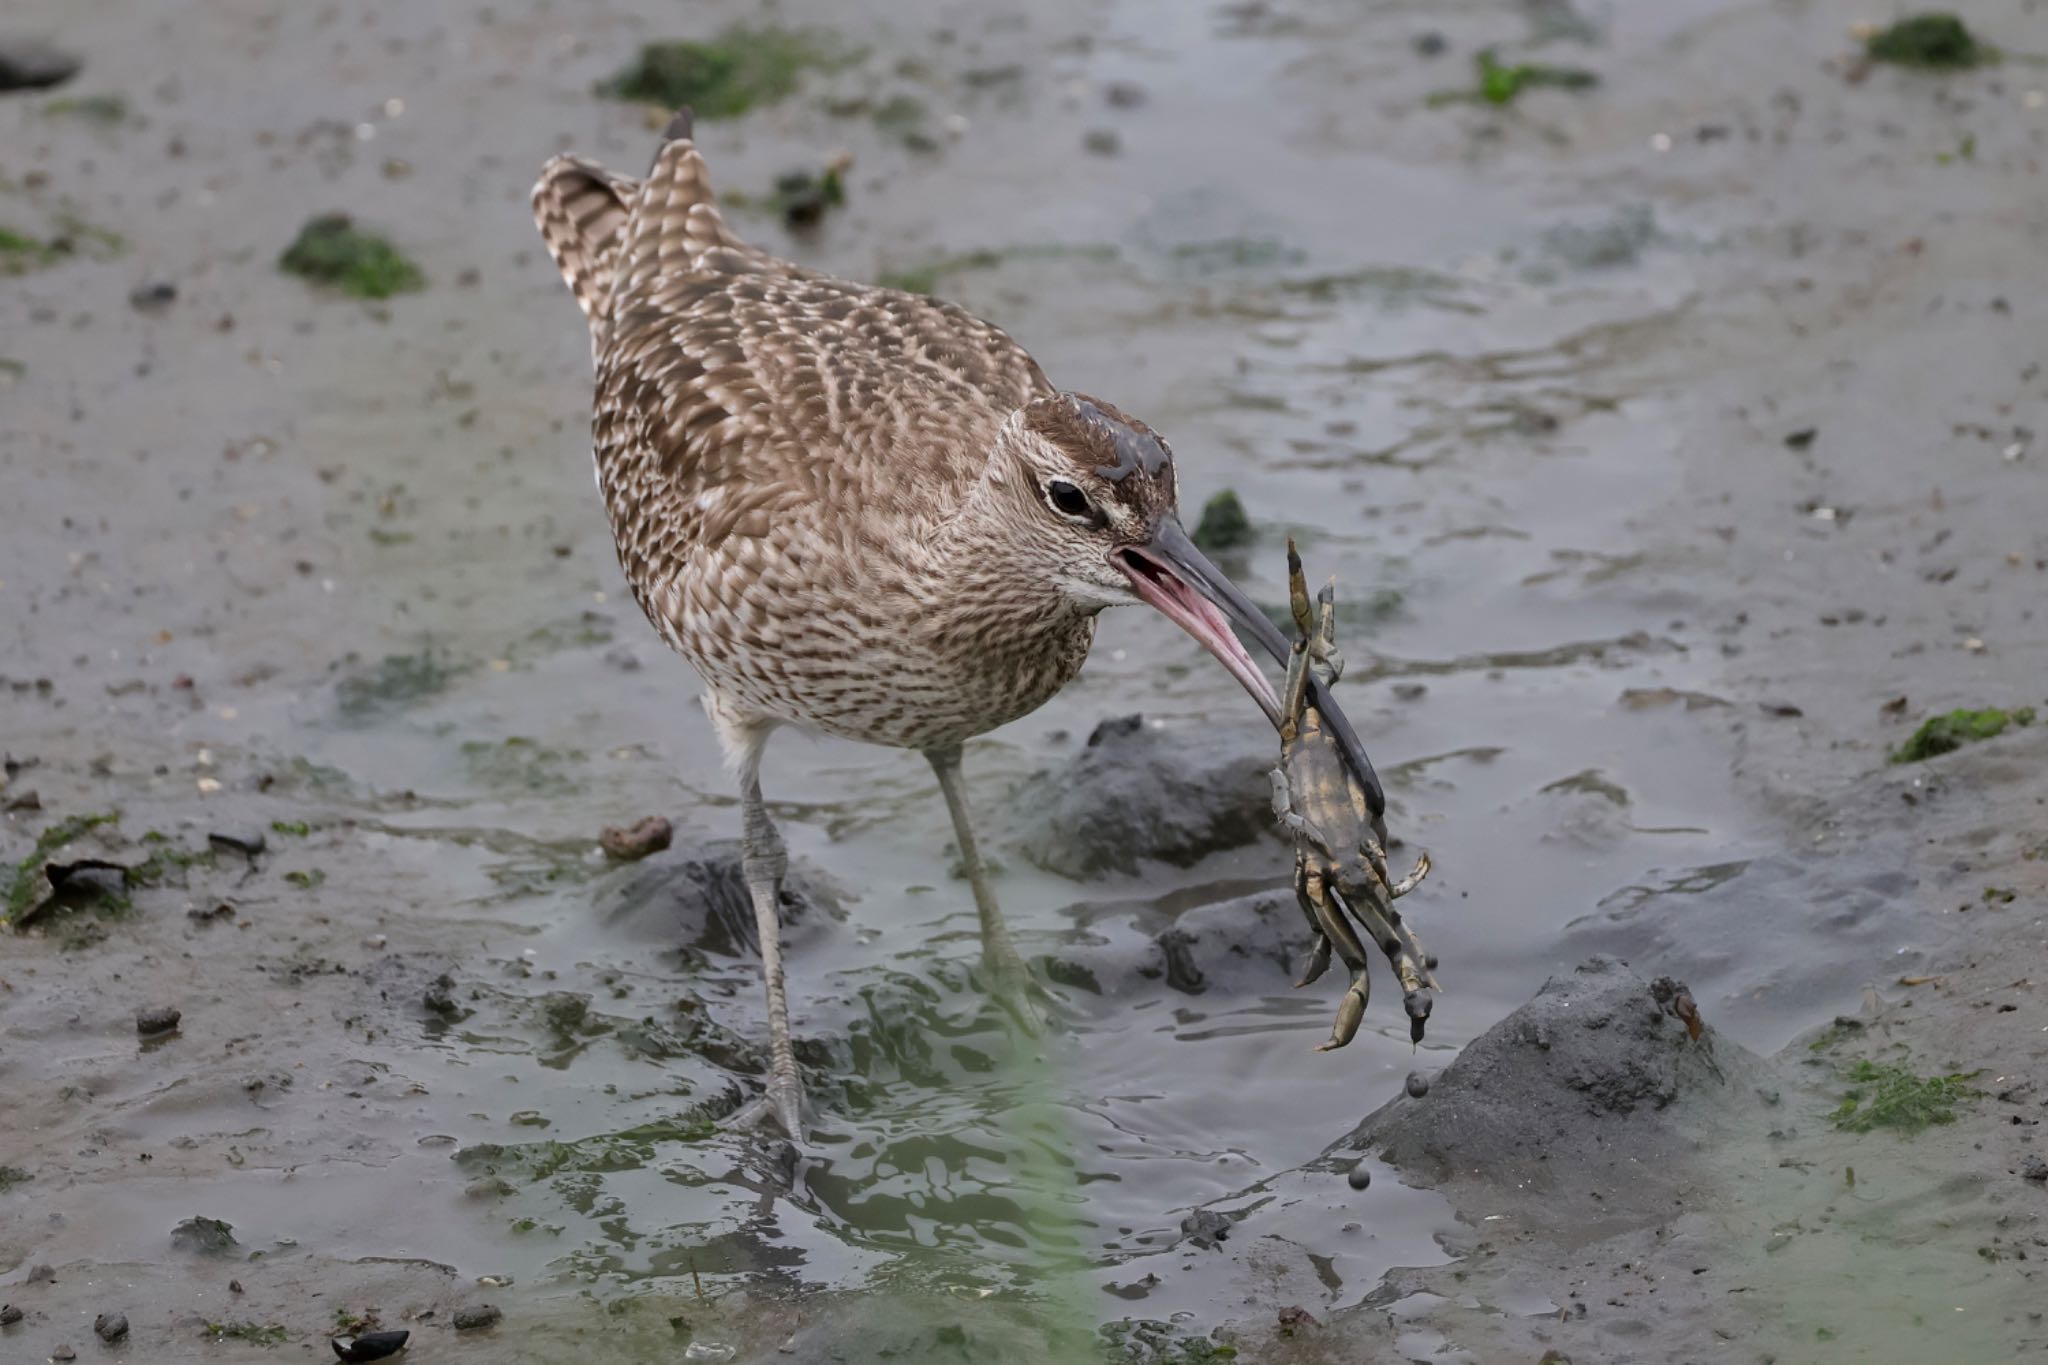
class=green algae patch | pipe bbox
[204,1321,289,1346]
[335,649,468,718]
[599,28,838,119]
[280,215,424,299]
[4,811,119,924]
[1868,13,1988,69]
[1832,1060,1981,1134]
[0,224,57,274]
[453,1116,718,1183]
[1889,705,2033,763]
[1430,51,1599,108]
[1191,490,1253,552]
[45,92,129,124]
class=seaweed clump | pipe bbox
[1832,1060,1980,1134]
[1191,490,1253,552]
[1430,50,1599,107]
[599,28,835,119]
[280,215,424,299]
[1867,14,1987,69]
[1889,705,2033,763]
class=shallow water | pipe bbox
[5,0,2043,1358]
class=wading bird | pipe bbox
[533,111,1383,1139]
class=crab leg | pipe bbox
[1301,866,1375,1051]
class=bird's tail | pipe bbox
[531,153,641,352]
[609,108,754,305]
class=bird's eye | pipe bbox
[1045,478,1094,522]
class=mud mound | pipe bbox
[1343,956,1777,1220]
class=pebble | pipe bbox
[452,1304,502,1331]
[1083,128,1121,156]
[1347,1162,1373,1191]
[0,1304,20,1325]
[599,815,672,862]
[52,1347,76,1362]
[1405,1071,1431,1099]
[1104,79,1148,108]
[136,1005,182,1035]
[2022,1155,2048,1183]
[1412,31,1449,57]
[94,1313,128,1342]
[0,39,81,91]
[129,281,177,313]
[332,1329,410,1362]
[209,828,266,858]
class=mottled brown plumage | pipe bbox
[531,112,1367,1139]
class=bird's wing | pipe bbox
[596,269,1051,593]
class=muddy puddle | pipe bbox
[5,0,2046,1360]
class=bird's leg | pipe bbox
[925,744,1038,1022]
[723,767,806,1142]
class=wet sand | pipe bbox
[3,0,2045,1359]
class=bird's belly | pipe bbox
[665,600,1096,752]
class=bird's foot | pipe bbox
[977,937,1052,1036]
[724,1072,807,1145]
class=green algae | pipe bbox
[1831,1059,1981,1134]
[1191,490,1253,552]
[1889,706,2033,763]
[280,215,424,298]
[335,650,467,718]
[1867,14,1988,69]
[598,28,838,119]
[3,811,118,923]
[1430,50,1599,108]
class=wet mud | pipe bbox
[4,0,2046,1360]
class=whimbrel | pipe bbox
[533,111,1384,1139]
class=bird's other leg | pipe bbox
[925,744,1037,1019]
[711,707,805,1142]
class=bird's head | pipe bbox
[991,391,1286,722]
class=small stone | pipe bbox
[2022,1155,2048,1183]
[1178,1208,1231,1249]
[94,1313,128,1342]
[208,828,266,858]
[170,1215,240,1256]
[228,1280,243,1294]
[129,281,177,313]
[1082,128,1121,156]
[1412,31,1449,57]
[0,1304,20,1325]
[1784,427,1817,449]
[1276,1304,1320,1333]
[1104,80,1148,108]
[1405,1071,1431,1099]
[0,40,81,92]
[452,1304,502,1331]
[599,815,672,862]
[136,1005,182,1035]
[52,1347,76,1362]
[1347,1162,1372,1190]
[332,1329,410,1362]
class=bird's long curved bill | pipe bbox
[1116,518,1387,818]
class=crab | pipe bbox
[1269,539,1438,1050]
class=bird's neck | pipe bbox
[914,466,1089,641]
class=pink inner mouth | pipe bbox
[1116,549,1281,723]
